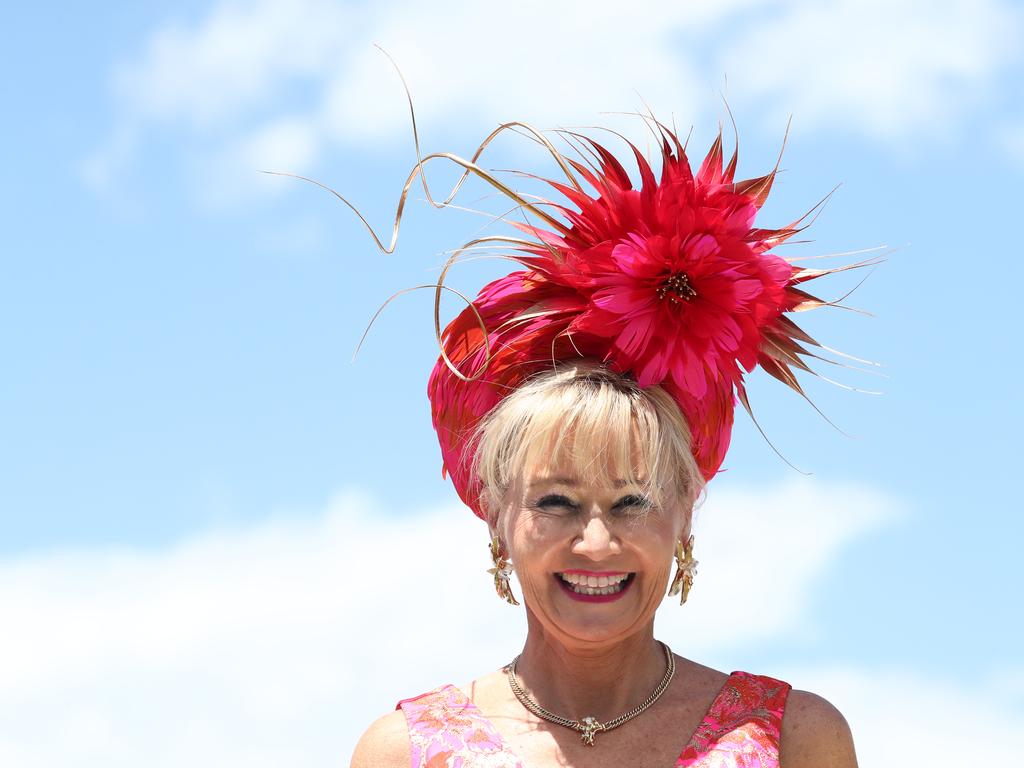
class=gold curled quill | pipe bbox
[261,45,886,475]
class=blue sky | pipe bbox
[2,1,1023,765]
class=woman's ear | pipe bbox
[482,502,501,543]
[483,487,517,545]
[678,504,693,541]
[475,491,493,532]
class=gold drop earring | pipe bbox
[487,534,520,606]
[667,534,698,605]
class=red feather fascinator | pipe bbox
[423,121,877,520]
[267,93,878,522]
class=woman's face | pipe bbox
[500,455,689,647]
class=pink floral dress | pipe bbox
[395,670,791,767]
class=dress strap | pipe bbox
[675,671,791,767]
[396,684,523,768]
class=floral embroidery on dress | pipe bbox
[396,670,789,768]
[675,671,791,767]
[397,685,523,768]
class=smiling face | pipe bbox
[499,447,690,646]
[472,361,704,644]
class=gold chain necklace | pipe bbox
[506,641,675,746]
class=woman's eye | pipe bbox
[616,495,653,511]
[535,494,577,510]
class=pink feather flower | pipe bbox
[427,122,868,519]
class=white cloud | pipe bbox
[5,480,1018,766]
[718,0,1023,143]
[189,114,323,209]
[0,478,925,766]
[111,0,354,129]
[659,479,898,646]
[83,0,1024,209]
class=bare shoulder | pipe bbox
[780,688,858,768]
[349,709,410,768]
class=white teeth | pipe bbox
[558,573,631,595]
[559,572,629,586]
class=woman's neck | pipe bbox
[511,616,668,723]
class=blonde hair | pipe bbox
[469,360,705,531]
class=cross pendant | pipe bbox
[578,716,603,746]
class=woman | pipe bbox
[337,108,865,766]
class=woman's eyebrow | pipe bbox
[528,477,639,488]
[529,476,577,487]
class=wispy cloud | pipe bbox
[0,478,931,766]
[110,0,354,128]
[719,0,1023,143]
[82,0,1023,209]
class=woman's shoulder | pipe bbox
[692,660,857,766]
[349,680,488,768]
[778,687,858,768]
[349,709,410,768]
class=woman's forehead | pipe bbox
[520,451,652,489]
[523,471,648,488]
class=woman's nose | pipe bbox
[573,514,620,559]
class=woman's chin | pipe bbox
[526,574,654,640]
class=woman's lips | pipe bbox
[555,572,635,603]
